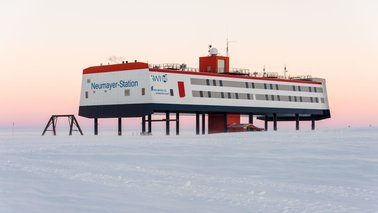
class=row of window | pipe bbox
[192,90,325,104]
[85,88,147,99]
[190,78,324,93]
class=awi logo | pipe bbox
[151,74,168,83]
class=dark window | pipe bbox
[221,92,225,99]
[170,89,174,96]
[141,88,145,96]
[275,84,279,90]
[265,94,269,100]
[206,79,210,86]
[228,92,231,99]
[264,84,267,89]
[85,91,88,99]
[271,95,275,101]
[235,93,239,99]
[298,86,301,91]
[245,82,249,88]
[315,97,319,103]
[277,95,280,101]
[219,80,223,87]
[289,96,292,102]
[314,87,317,93]
[252,82,255,88]
[247,94,251,100]
[87,79,91,83]
[208,91,211,98]
[199,91,203,97]
[309,87,312,92]
[293,86,296,91]
[310,97,313,102]
[299,96,303,102]
[213,80,217,86]
[124,89,130,96]
[294,96,297,102]
[270,84,273,90]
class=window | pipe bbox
[235,93,239,99]
[124,89,130,96]
[289,96,292,102]
[264,84,267,89]
[247,94,251,100]
[314,87,317,93]
[85,91,88,99]
[200,91,204,97]
[275,84,279,90]
[293,86,296,91]
[208,91,212,98]
[265,94,269,100]
[141,88,145,96]
[219,80,223,87]
[298,86,302,92]
[221,92,225,99]
[309,87,312,92]
[310,97,313,103]
[252,82,255,88]
[170,89,174,96]
[245,82,249,88]
[271,95,275,101]
[87,79,91,83]
[213,80,217,86]
[277,95,280,101]
[299,97,303,102]
[270,84,273,90]
[227,92,231,99]
[206,79,210,86]
[294,96,297,102]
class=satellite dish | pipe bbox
[209,48,218,56]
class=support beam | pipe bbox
[223,113,228,132]
[248,113,254,124]
[42,115,83,136]
[202,112,206,135]
[273,113,277,131]
[94,118,98,135]
[148,114,152,133]
[118,117,122,136]
[142,116,146,133]
[311,116,316,130]
[264,115,268,131]
[165,112,170,135]
[295,114,300,130]
[196,112,200,135]
[176,113,180,135]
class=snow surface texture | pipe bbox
[0,128,377,213]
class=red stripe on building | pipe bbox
[83,62,149,74]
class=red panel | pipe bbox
[199,56,230,73]
[177,81,185,98]
[83,62,149,74]
[208,113,241,134]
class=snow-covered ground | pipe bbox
[0,128,377,212]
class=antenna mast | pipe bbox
[226,37,235,57]
[284,64,288,79]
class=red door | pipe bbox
[177,81,185,98]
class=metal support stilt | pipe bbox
[202,112,206,135]
[166,112,170,135]
[148,114,152,133]
[311,116,315,130]
[142,116,146,133]
[118,117,122,136]
[264,115,268,131]
[42,115,83,136]
[273,113,277,131]
[94,118,98,135]
[248,113,254,124]
[176,113,180,135]
[196,112,200,135]
[295,114,300,130]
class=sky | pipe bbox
[0,0,377,130]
